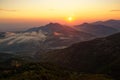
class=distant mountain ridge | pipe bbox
[75,20,120,37]
[0,19,120,80]
[0,23,94,55]
[0,19,120,56]
[93,19,120,30]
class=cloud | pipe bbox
[0,8,17,12]
[110,10,120,12]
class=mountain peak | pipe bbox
[105,19,120,24]
[46,22,62,27]
[106,19,117,22]
[78,22,90,27]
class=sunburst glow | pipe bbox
[68,17,73,22]
[0,0,120,31]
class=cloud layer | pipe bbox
[0,8,17,12]
[110,10,120,12]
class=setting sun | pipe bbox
[68,17,73,22]
[0,0,120,31]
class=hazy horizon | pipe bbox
[0,0,120,32]
[0,19,119,32]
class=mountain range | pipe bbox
[0,19,120,80]
[0,19,120,56]
[0,23,94,55]
[93,19,120,30]
[75,22,118,37]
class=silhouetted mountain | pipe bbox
[27,23,94,40]
[0,21,120,80]
[39,32,120,79]
[27,23,75,34]
[75,22,118,37]
[0,20,119,56]
[35,23,94,48]
[0,23,94,54]
[93,19,120,30]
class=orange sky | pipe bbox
[0,0,120,31]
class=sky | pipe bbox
[0,0,120,31]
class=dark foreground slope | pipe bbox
[0,59,113,80]
[39,33,120,79]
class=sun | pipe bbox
[68,17,73,22]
